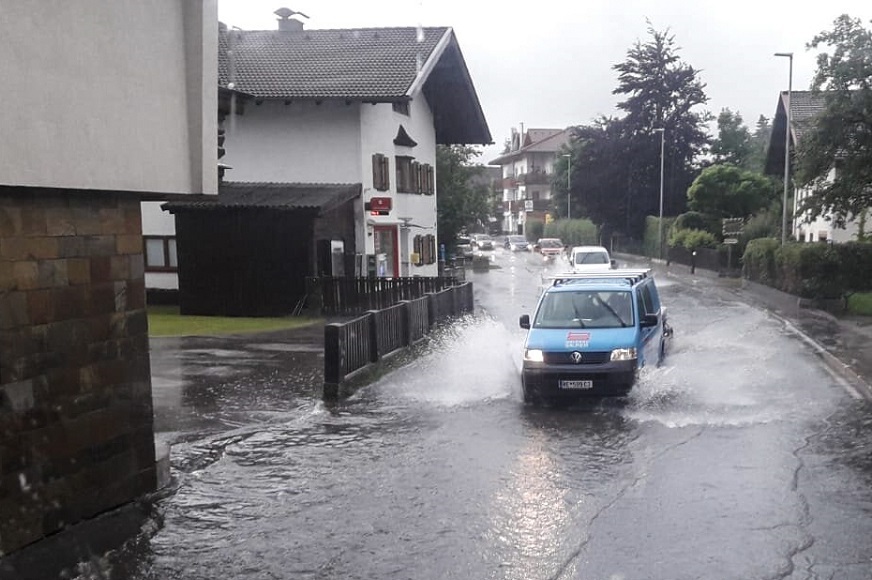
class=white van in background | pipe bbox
[568,245,616,273]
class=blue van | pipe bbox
[518,269,672,403]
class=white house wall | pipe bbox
[0,0,217,196]
[222,101,362,183]
[142,202,179,290]
[360,96,438,277]
[794,167,862,243]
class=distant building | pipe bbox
[488,127,572,235]
[765,90,866,243]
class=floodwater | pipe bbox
[57,250,872,580]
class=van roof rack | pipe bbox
[547,269,651,287]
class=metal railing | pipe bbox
[307,275,462,316]
[324,282,474,398]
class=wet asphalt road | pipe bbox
[76,250,872,580]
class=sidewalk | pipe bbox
[644,257,872,401]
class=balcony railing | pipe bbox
[503,198,552,213]
[516,169,551,185]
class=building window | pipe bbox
[396,156,415,193]
[392,101,410,116]
[818,231,828,243]
[396,157,434,195]
[413,234,437,266]
[144,236,177,271]
[372,153,390,191]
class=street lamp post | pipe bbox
[562,153,571,219]
[775,52,793,245]
[654,128,665,260]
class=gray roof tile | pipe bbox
[219,26,449,99]
[163,182,361,213]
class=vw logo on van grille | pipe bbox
[570,351,583,364]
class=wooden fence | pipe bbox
[324,282,474,398]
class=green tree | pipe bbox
[436,145,491,248]
[744,115,772,173]
[795,14,872,225]
[610,24,712,233]
[687,164,779,218]
[711,108,752,166]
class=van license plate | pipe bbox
[560,380,593,390]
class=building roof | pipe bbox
[218,23,491,145]
[488,128,573,166]
[162,182,361,213]
[765,90,827,175]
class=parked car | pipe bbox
[518,268,672,404]
[472,233,494,251]
[455,236,474,258]
[505,235,530,252]
[567,245,616,273]
[535,238,564,259]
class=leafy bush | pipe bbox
[526,220,544,241]
[837,242,872,292]
[672,211,720,236]
[544,218,598,246]
[669,228,719,250]
[743,240,872,299]
[644,216,676,257]
[742,238,780,284]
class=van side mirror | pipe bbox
[610,259,617,269]
[640,313,658,328]
[519,314,530,329]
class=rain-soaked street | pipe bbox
[75,251,872,580]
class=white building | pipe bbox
[488,127,572,235]
[767,90,866,243]
[143,10,490,299]
[0,0,216,554]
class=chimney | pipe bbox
[274,7,307,31]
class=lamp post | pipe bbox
[654,128,665,260]
[562,153,571,219]
[775,52,793,245]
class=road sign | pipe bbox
[724,237,739,245]
[722,217,744,237]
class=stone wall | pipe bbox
[0,189,156,555]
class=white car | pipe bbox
[567,245,616,273]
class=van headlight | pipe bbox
[610,348,637,361]
[524,349,545,362]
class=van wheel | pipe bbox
[522,385,541,406]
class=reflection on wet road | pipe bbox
[76,251,872,580]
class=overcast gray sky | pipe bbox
[219,0,872,163]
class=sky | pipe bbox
[218,0,872,163]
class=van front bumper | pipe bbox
[521,359,637,398]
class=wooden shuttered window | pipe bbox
[412,234,437,266]
[372,153,390,191]
[396,157,435,195]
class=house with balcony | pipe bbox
[765,90,866,243]
[488,127,572,235]
[0,0,216,557]
[147,9,491,315]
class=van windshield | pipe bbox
[534,290,633,328]
[574,252,609,265]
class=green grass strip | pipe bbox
[147,306,321,337]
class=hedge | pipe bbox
[743,239,872,299]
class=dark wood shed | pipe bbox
[164,182,360,316]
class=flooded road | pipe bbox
[74,251,872,580]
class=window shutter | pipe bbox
[381,155,390,190]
